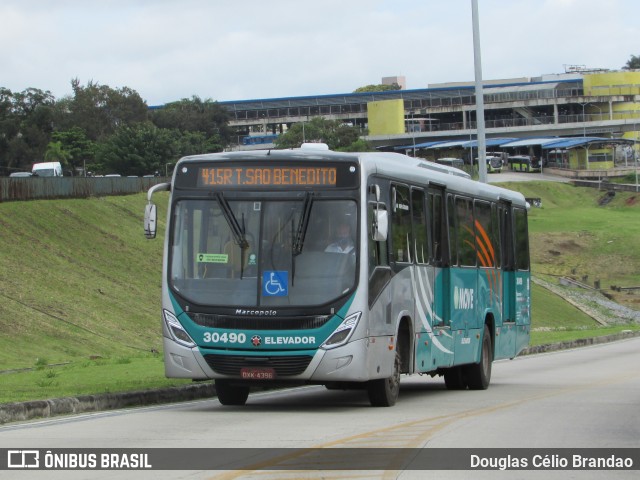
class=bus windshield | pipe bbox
[169,197,357,307]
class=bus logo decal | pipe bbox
[454,286,475,310]
[262,271,288,297]
[251,335,262,347]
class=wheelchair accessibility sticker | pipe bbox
[263,271,288,296]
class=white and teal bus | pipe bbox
[144,144,531,407]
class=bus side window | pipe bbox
[391,184,411,263]
[411,188,427,264]
[491,203,502,268]
[368,202,388,270]
[514,208,530,271]
[499,205,514,270]
[455,196,476,267]
[428,189,445,266]
[447,194,458,266]
[368,200,391,307]
[474,200,494,268]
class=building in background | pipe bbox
[215,70,640,177]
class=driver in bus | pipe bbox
[325,221,354,254]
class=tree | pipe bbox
[44,141,71,167]
[0,88,56,173]
[57,79,148,141]
[94,123,222,176]
[174,130,224,157]
[51,127,95,175]
[95,123,177,176]
[149,95,231,145]
[353,83,401,93]
[622,55,640,70]
[275,117,371,151]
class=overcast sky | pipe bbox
[2,0,638,106]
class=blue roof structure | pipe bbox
[541,137,609,149]
[394,140,448,151]
[465,137,518,148]
[499,137,558,148]
[393,136,632,153]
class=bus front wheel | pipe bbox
[465,325,492,390]
[215,379,250,406]
[367,349,401,407]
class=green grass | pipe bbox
[0,194,169,370]
[500,182,640,301]
[1,355,192,403]
[530,282,597,329]
[0,184,638,404]
[528,282,640,345]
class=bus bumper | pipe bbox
[309,337,372,382]
[164,335,393,383]
[163,336,210,379]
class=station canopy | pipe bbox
[463,137,518,148]
[499,137,559,148]
[541,137,633,149]
[393,136,632,152]
[395,137,520,151]
[394,140,448,151]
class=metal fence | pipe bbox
[0,177,168,203]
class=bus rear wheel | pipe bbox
[465,325,492,390]
[215,379,250,406]
[367,349,401,407]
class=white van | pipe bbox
[32,162,63,177]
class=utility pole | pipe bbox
[471,0,487,183]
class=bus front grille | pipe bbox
[190,313,330,330]
[203,354,313,377]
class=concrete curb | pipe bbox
[1,331,639,425]
[0,383,214,425]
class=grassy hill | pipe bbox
[505,181,640,307]
[0,183,638,403]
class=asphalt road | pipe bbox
[1,336,638,480]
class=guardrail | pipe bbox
[0,177,168,203]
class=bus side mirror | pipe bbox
[372,206,388,241]
[144,203,157,239]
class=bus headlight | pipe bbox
[163,309,196,348]
[321,312,361,350]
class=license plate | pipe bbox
[240,367,276,380]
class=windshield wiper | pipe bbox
[216,193,249,278]
[291,192,313,286]
[293,192,313,256]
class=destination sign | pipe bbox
[198,166,337,187]
[175,161,359,190]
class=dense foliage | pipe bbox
[274,117,371,151]
[0,80,231,176]
[623,54,640,70]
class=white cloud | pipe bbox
[1,0,639,105]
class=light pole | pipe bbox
[579,102,589,137]
[471,0,487,183]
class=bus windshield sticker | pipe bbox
[262,271,288,297]
[197,253,228,264]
